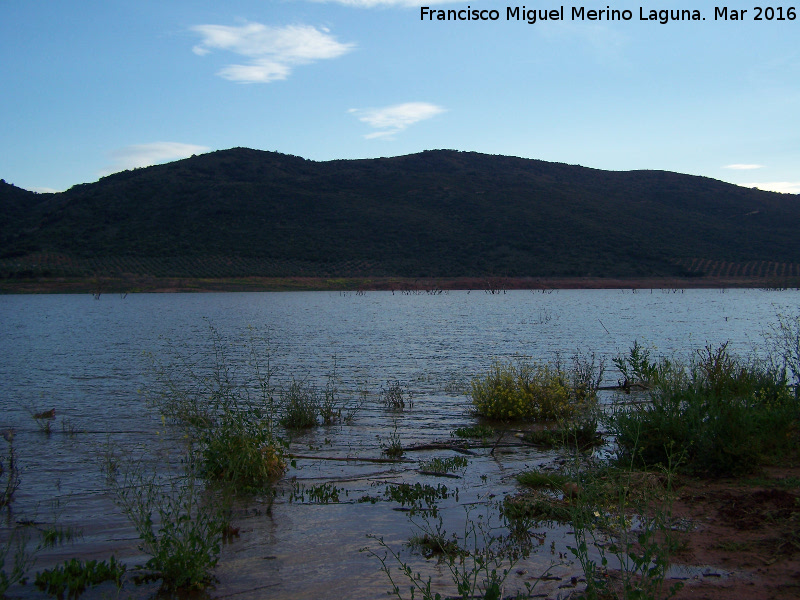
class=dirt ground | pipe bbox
[666,466,800,600]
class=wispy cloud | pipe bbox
[724,164,764,170]
[740,181,800,194]
[191,22,355,83]
[101,142,210,176]
[349,102,446,139]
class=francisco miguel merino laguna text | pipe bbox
[420,6,710,24]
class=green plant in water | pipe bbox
[0,525,37,597]
[146,325,289,493]
[280,379,320,429]
[39,525,82,549]
[407,515,466,560]
[381,380,413,410]
[613,341,661,390]
[34,557,126,600]
[289,481,346,504]
[319,367,343,425]
[767,311,800,389]
[419,456,468,475]
[521,415,603,451]
[381,420,405,459]
[109,454,228,591]
[1,437,20,508]
[470,356,600,422]
[199,418,287,492]
[502,487,573,525]
[451,425,495,440]
[516,469,571,491]
[384,482,454,516]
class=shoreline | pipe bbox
[2,274,799,294]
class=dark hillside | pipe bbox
[1,149,798,282]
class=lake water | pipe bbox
[0,289,797,599]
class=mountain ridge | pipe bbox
[1,148,798,284]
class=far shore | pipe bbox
[2,274,799,294]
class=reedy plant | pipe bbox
[613,341,661,389]
[0,438,20,509]
[0,525,37,597]
[147,325,288,493]
[767,311,800,389]
[381,380,413,411]
[280,379,320,429]
[108,450,228,591]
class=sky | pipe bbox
[1,0,799,194]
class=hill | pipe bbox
[1,149,799,288]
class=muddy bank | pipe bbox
[2,274,799,294]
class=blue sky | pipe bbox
[2,1,798,194]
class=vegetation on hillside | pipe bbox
[2,149,799,281]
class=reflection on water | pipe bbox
[0,289,797,598]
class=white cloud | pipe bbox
[101,142,210,176]
[740,181,800,194]
[349,102,446,139]
[724,164,764,170]
[191,22,355,83]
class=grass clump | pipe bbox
[289,481,345,504]
[34,557,126,599]
[521,416,604,451]
[567,461,684,600]
[199,420,287,491]
[280,380,320,429]
[611,343,800,476]
[451,424,495,440]
[380,380,413,410]
[516,469,571,491]
[407,516,467,560]
[471,355,601,422]
[384,482,453,515]
[504,469,575,524]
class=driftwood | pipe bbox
[289,454,410,464]
[403,443,478,455]
[418,470,461,479]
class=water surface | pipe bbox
[0,289,795,598]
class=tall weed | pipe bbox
[0,438,20,509]
[147,326,287,492]
[108,452,228,591]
